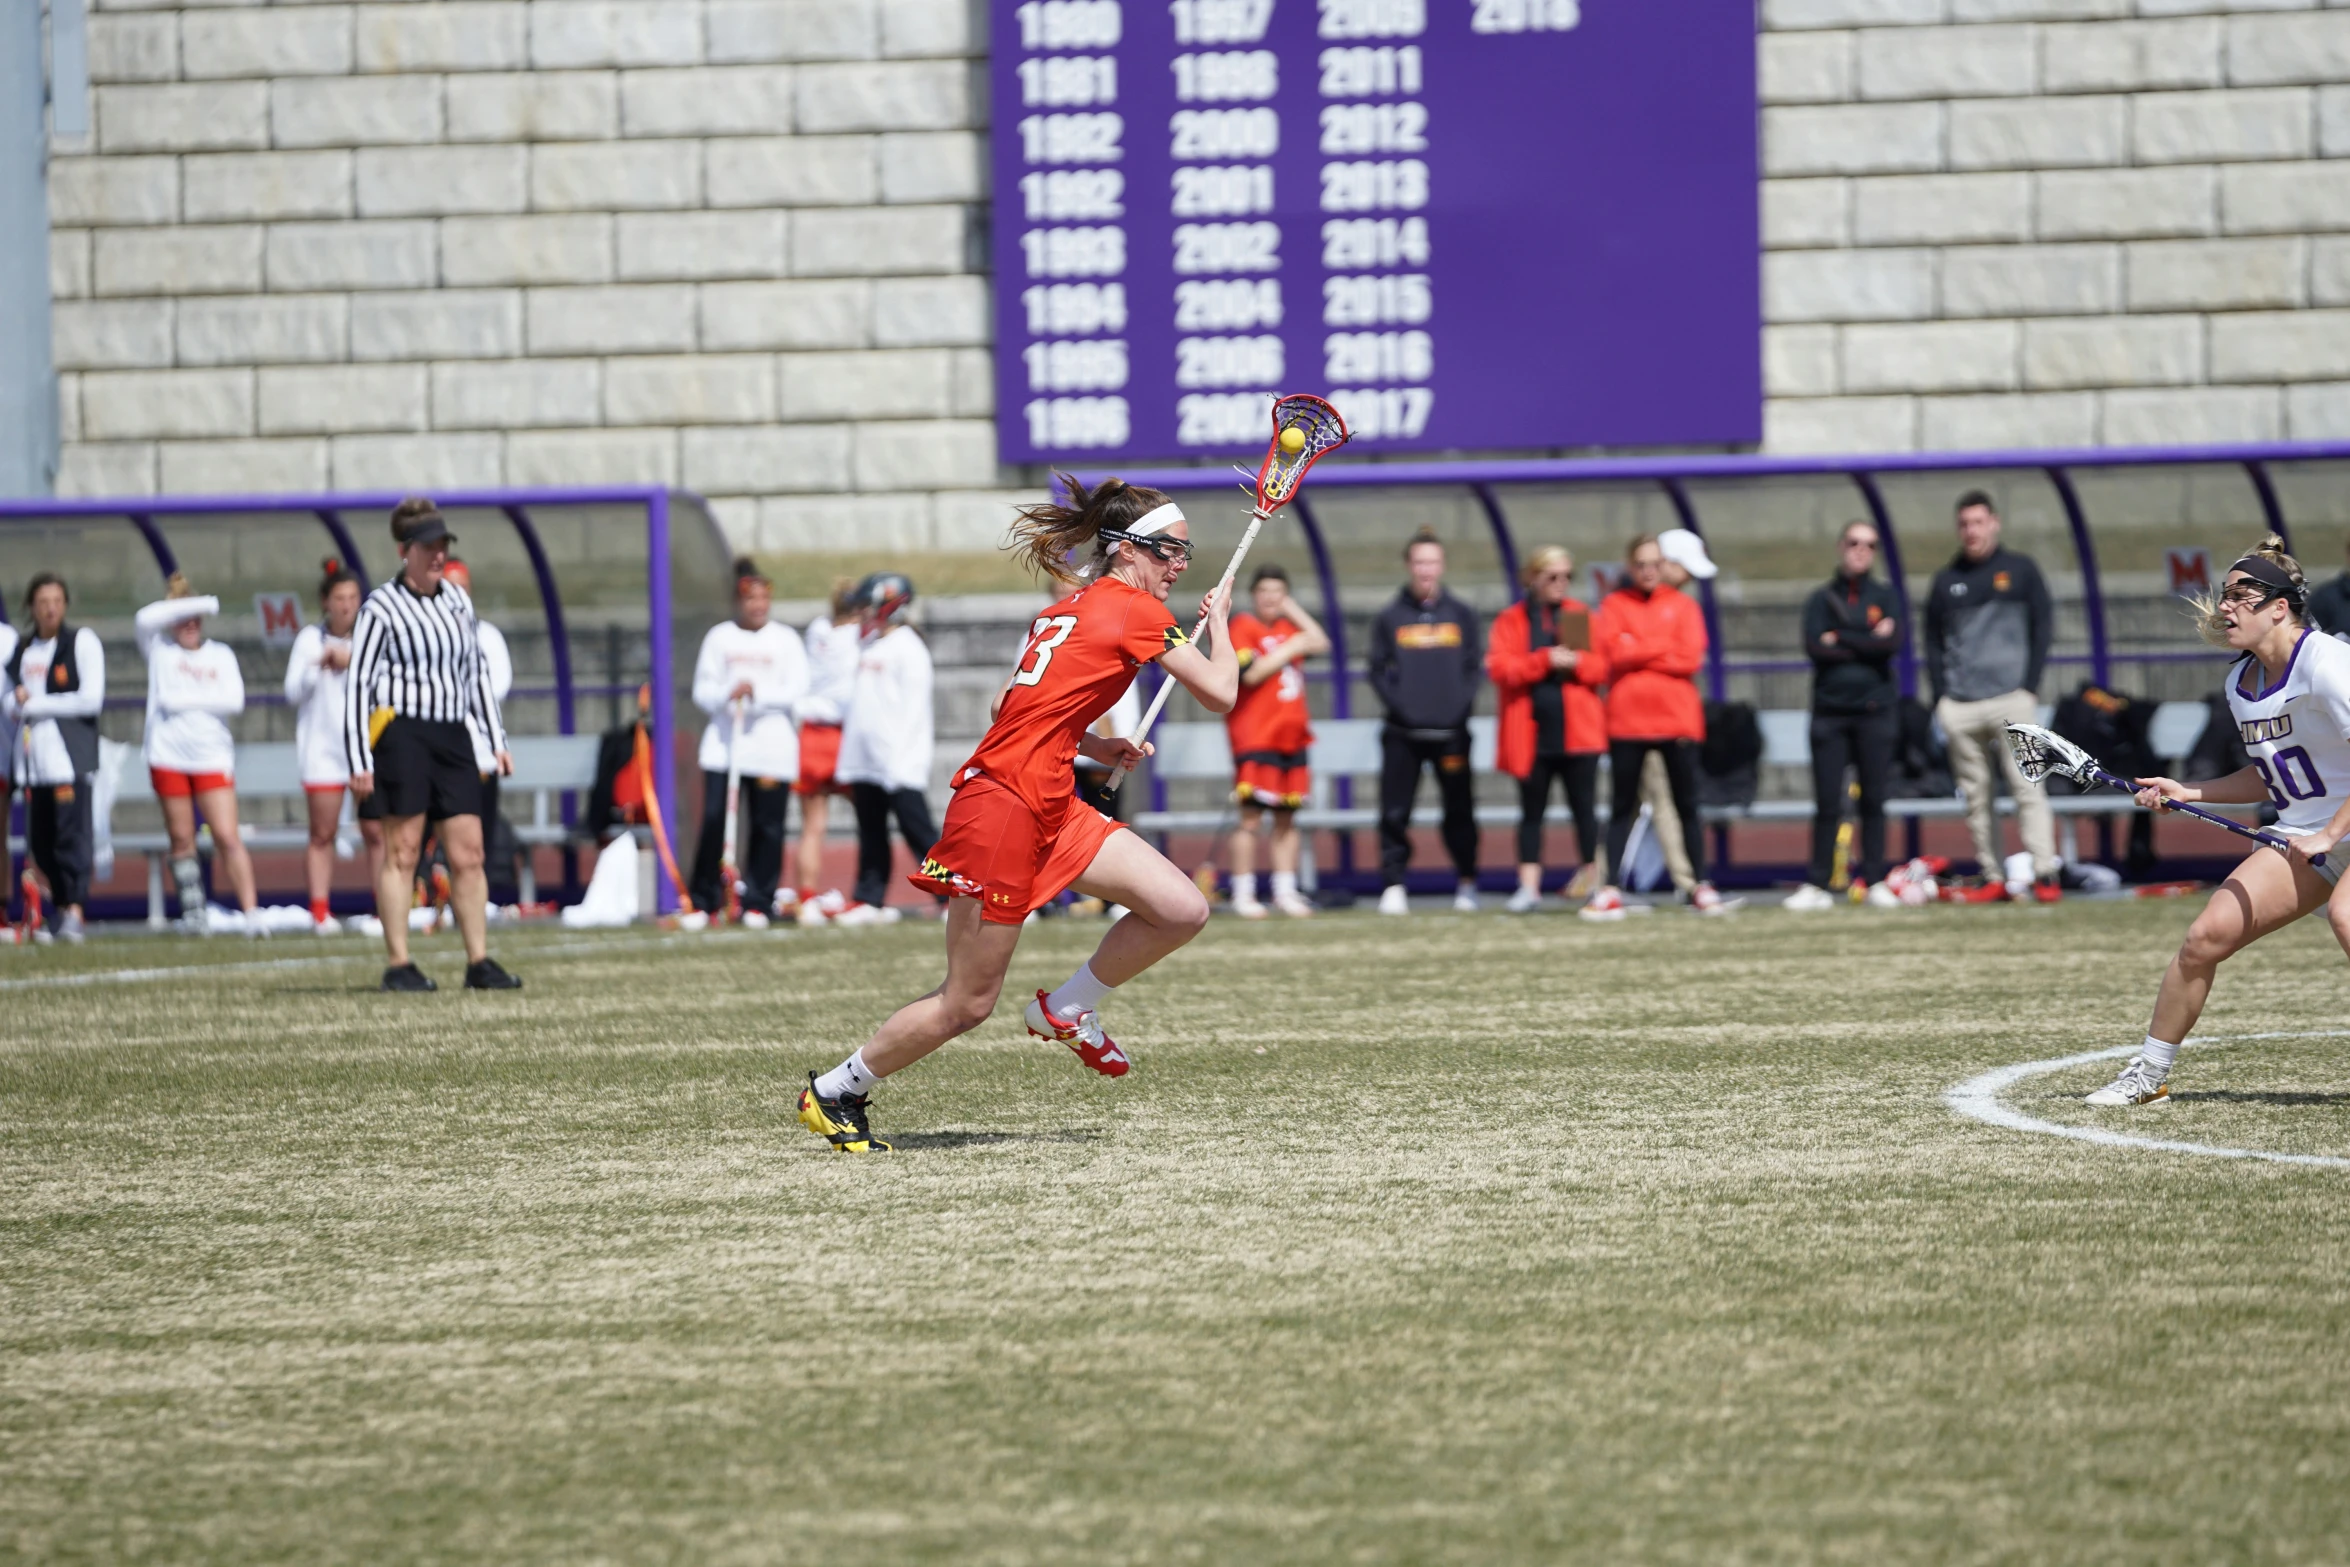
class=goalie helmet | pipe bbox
[856,571,915,626]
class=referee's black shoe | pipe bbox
[382,962,436,992]
[464,958,523,991]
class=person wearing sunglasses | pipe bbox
[1926,490,2059,903]
[1787,521,1903,911]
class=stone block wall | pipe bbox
[43,0,2350,554]
[1762,0,2350,451]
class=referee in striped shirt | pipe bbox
[347,498,521,992]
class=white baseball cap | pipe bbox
[1657,528,1718,580]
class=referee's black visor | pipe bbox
[403,514,457,548]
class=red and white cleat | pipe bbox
[1024,990,1131,1077]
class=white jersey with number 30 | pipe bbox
[2226,630,2350,837]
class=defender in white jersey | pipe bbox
[2093,537,2350,1106]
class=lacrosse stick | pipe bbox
[1107,394,1350,789]
[2003,722,2320,868]
[720,694,745,923]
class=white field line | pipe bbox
[1945,1031,2350,1170]
[0,929,769,992]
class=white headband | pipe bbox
[1126,502,1185,538]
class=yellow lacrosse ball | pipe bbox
[1279,425,1307,454]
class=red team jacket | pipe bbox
[1593,584,1708,742]
[1485,599,1610,777]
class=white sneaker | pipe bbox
[1231,893,1268,919]
[59,910,86,945]
[773,888,802,917]
[1864,880,1902,910]
[1452,885,1480,914]
[831,901,900,927]
[1783,883,1836,913]
[1377,884,1409,916]
[2086,1055,2171,1107]
[353,913,384,938]
[739,909,770,930]
[1579,886,1626,922]
[1689,882,1741,916]
[1273,890,1315,918]
[312,914,343,936]
[1506,886,1542,914]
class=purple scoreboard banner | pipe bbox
[989,0,1760,464]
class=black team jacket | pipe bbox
[1802,571,1901,717]
[1368,585,1482,736]
[1923,546,2052,705]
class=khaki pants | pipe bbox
[1638,749,1697,894]
[1936,690,2057,879]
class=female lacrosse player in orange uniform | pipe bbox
[798,477,1241,1152]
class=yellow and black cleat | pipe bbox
[799,1074,892,1153]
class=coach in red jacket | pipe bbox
[1487,547,1610,911]
[1582,535,1728,918]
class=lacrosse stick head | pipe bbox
[2004,722,2095,785]
[1251,395,1349,514]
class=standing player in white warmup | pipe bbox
[796,478,1240,1153]
[135,577,262,934]
[2092,538,2350,1106]
[687,560,808,927]
[286,560,374,934]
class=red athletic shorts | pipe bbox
[1233,752,1310,809]
[794,722,843,796]
[150,768,232,798]
[910,773,1124,925]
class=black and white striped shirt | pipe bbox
[344,575,507,774]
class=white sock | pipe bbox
[1231,872,1258,902]
[2140,1034,2181,1075]
[1047,959,1115,1019]
[815,1047,884,1102]
[1270,871,1298,900]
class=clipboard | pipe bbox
[1556,606,1591,652]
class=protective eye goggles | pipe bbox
[2220,582,2287,609]
[1101,528,1195,565]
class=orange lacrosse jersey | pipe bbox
[1225,613,1313,757]
[959,574,1184,824]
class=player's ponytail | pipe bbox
[2190,533,2307,646]
[1009,473,1175,586]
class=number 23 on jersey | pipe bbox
[1013,615,1079,686]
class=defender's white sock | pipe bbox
[2141,1034,2181,1075]
[1270,871,1298,900]
[1048,960,1115,1019]
[815,1047,883,1102]
[1231,872,1258,903]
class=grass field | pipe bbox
[7,900,2350,1563]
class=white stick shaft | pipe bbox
[720,695,744,871]
[1107,512,1264,790]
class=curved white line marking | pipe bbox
[1946,1030,2350,1170]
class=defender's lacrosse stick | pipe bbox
[1107,394,1350,789]
[2003,722,2319,868]
[719,695,745,923]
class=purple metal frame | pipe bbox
[0,486,692,914]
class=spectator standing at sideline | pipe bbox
[3,574,103,943]
[1632,529,1722,902]
[2306,540,2350,637]
[0,598,15,925]
[345,498,519,992]
[1225,564,1329,919]
[688,559,808,926]
[834,573,935,927]
[135,578,261,934]
[791,578,860,915]
[1926,490,2059,902]
[1583,535,1731,919]
[1787,521,1904,911]
[1487,546,1609,913]
[286,560,378,933]
[1369,528,1483,916]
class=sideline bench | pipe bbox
[1130,702,2246,847]
[9,735,603,925]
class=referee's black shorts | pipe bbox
[370,717,483,822]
